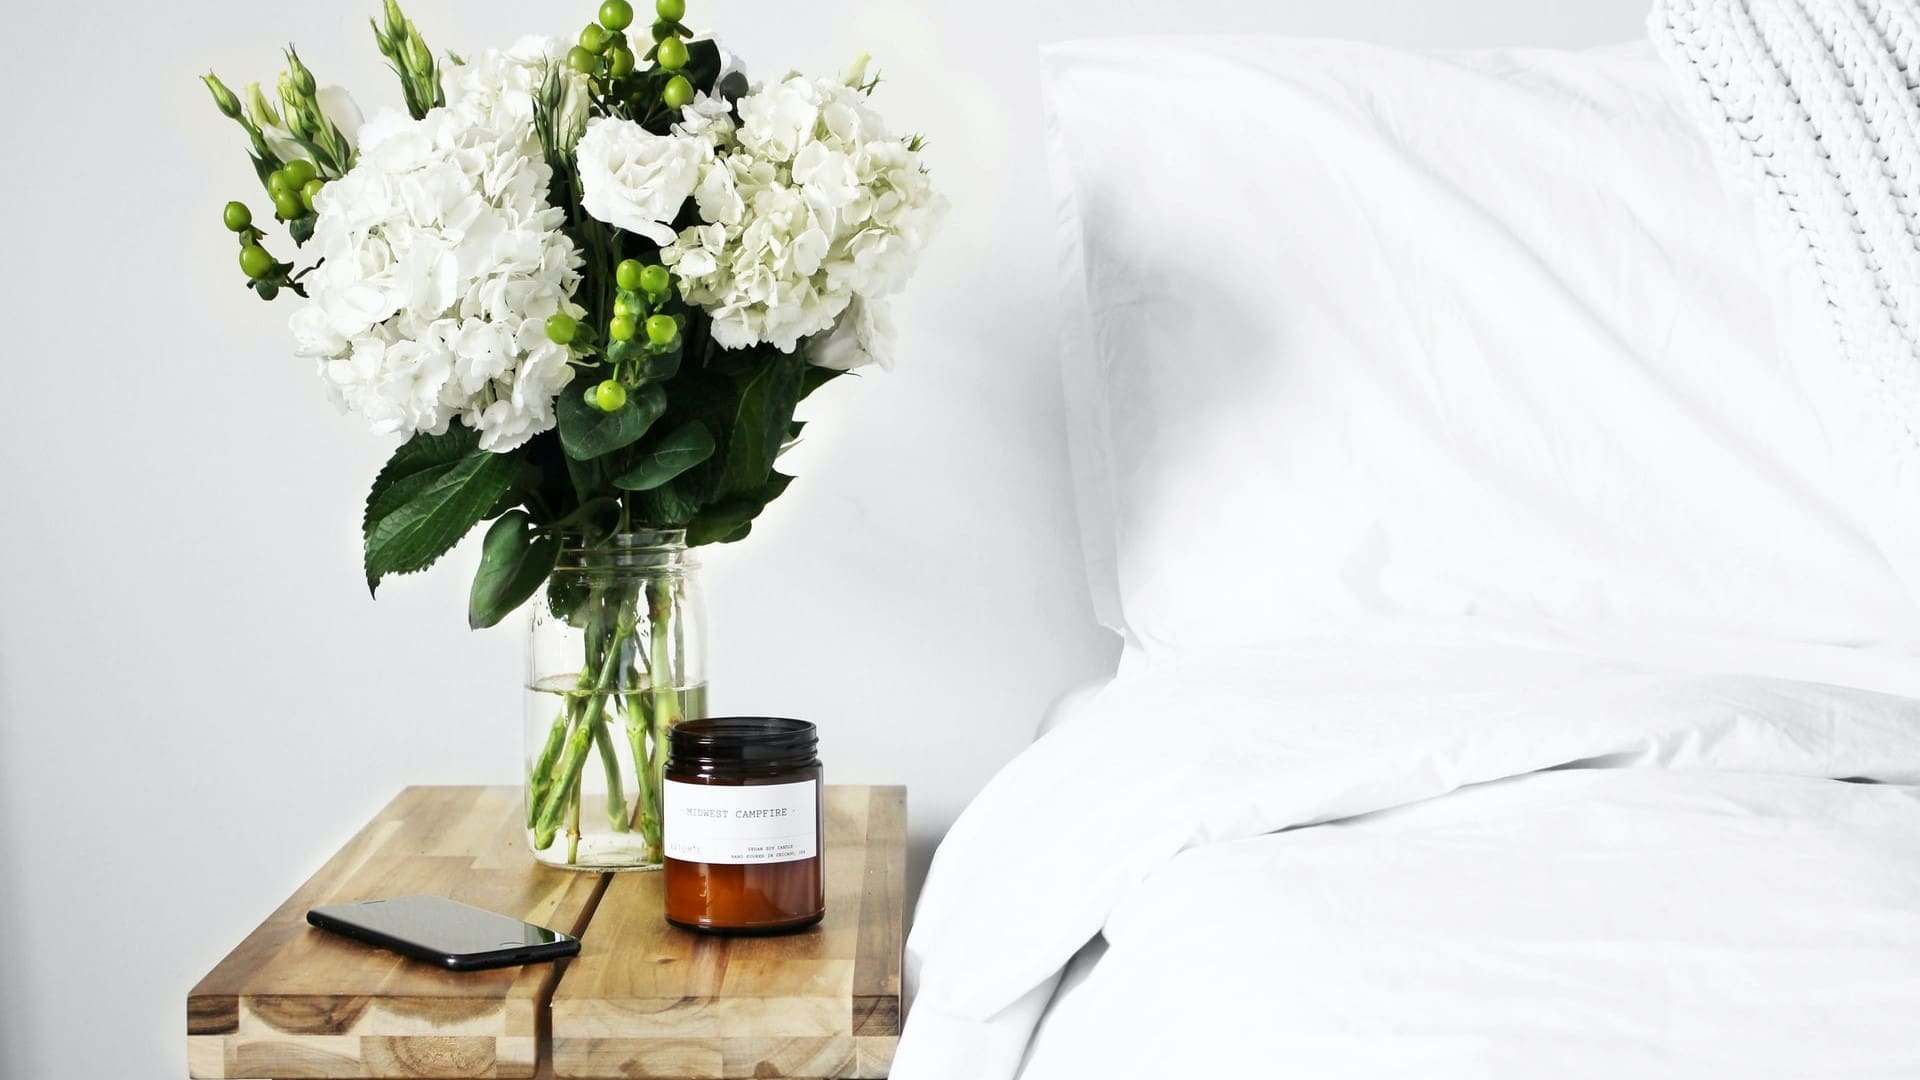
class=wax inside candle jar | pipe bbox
[662,717,825,934]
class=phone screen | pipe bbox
[308,895,572,957]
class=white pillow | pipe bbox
[1044,36,1920,654]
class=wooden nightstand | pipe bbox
[187,784,906,1079]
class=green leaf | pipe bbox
[633,478,703,526]
[468,510,561,629]
[365,425,480,519]
[613,422,715,492]
[685,37,723,94]
[604,339,681,381]
[546,571,593,629]
[640,342,682,381]
[606,339,641,366]
[688,472,793,546]
[562,449,603,505]
[363,425,520,594]
[716,349,805,498]
[800,365,845,401]
[557,381,665,460]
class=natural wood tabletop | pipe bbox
[551,785,904,1079]
[186,784,906,1080]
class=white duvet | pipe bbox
[896,628,1920,1079]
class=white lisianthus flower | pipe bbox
[662,73,946,357]
[805,295,895,371]
[288,61,585,452]
[576,118,706,245]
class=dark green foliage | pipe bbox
[468,510,562,629]
[613,421,714,491]
[363,423,521,593]
[557,382,666,459]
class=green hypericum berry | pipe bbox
[614,295,641,320]
[239,244,274,279]
[662,74,693,109]
[615,258,645,291]
[599,0,634,31]
[300,178,325,212]
[607,45,636,76]
[639,264,671,295]
[566,45,597,73]
[271,188,305,221]
[656,0,687,22]
[655,36,688,71]
[645,314,678,345]
[282,159,317,187]
[579,23,610,53]
[609,315,637,342]
[223,201,253,232]
[267,169,294,195]
[594,379,628,412]
[545,313,578,345]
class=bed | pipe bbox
[894,5,1920,1077]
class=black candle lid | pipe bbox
[668,717,818,768]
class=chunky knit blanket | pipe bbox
[1652,0,1920,451]
[1652,0,1920,607]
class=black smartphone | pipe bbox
[306,895,581,971]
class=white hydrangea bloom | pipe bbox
[443,36,581,136]
[576,118,706,245]
[805,294,895,371]
[662,74,945,356]
[289,49,585,453]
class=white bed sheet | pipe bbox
[895,626,1920,1079]
[1021,767,1920,1078]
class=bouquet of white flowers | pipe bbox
[202,0,943,867]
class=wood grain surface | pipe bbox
[186,786,606,1079]
[550,786,906,1079]
[187,785,906,1080]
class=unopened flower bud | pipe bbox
[202,73,243,119]
[404,27,432,72]
[244,82,282,130]
[842,51,871,88]
[286,49,318,96]
[283,94,317,139]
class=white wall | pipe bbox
[0,0,1647,1075]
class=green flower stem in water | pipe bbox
[527,706,570,829]
[624,692,659,846]
[538,711,596,851]
[568,771,583,865]
[592,716,629,831]
[643,579,682,864]
[531,594,636,849]
[529,569,690,865]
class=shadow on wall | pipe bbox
[0,670,24,1075]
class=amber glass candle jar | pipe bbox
[663,717,825,933]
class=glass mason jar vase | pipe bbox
[525,530,707,870]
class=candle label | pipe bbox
[663,779,820,864]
